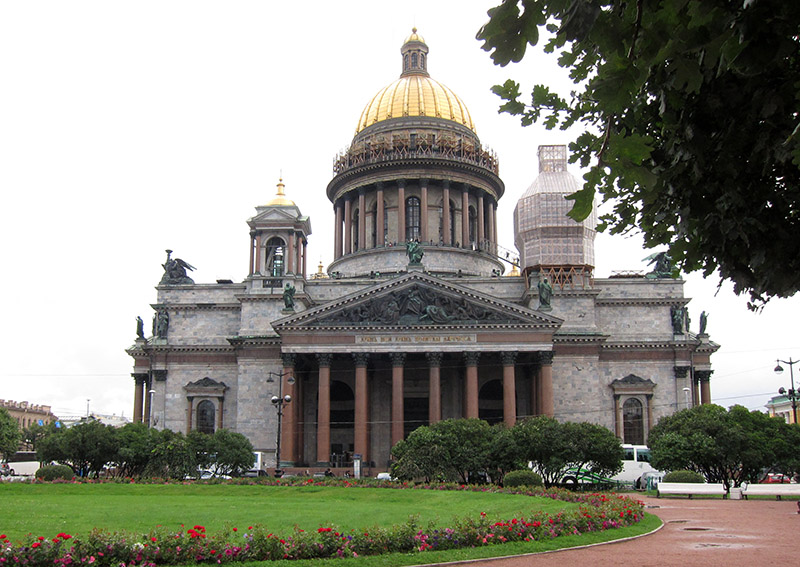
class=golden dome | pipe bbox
[404,27,425,44]
[355,29,476,134]
[266,178,296,206]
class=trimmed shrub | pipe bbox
[503,469,543,488]
[662,470,704,483]
[35,464,75,481]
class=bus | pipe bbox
[5,451,41,476]
[612,444,662,487]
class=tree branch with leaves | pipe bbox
[478,0,800,308]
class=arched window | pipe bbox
[196,400,215,434]
[420,53,425,70]
[403,54,409,72]
[411,52,418,68]
[265,237,285,277]
[353,209,360,251]
[406,196,421,241]
[623,398,644,445]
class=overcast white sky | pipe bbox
[2,1,798,421]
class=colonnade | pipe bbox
[249,230,308,277]
[131,373,151,424]
[277,350,554,467]
[332,181,498,260]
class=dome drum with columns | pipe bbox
[127,29,718,477]
[327,30,505,278]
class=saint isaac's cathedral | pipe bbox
[127,29,718,473]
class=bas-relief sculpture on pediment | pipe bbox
[313,284,520,326]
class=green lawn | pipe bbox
[0,483,572,541]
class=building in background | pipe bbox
[1,400,57,431]
[127,30,718,473]
[765,395,797,424]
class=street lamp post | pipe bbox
[774,358,799,424]
[148,389,156,427]
[682,387,691,409]
[267,371,295,476]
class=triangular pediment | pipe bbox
[249,206,304,225]
[274,272,562,331]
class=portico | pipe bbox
[270,272,560,467]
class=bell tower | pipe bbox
[513,145,596,288]
[247,179,312,282]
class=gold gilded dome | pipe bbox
[266,178,296,206]
[404,27,425,44]
[355,29,475,134]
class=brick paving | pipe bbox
[453,496,800,567]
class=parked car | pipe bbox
[240,469,267,478]
[1,463,15,476]
[200,470,231,480]
[636,470,665,490]
[760,473,792,484]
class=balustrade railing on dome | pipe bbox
[333,135,499,176]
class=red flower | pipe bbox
[232,528,237,532]
[37,537,45,542]
[32,543,41,549]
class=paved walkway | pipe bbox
[466,496,799,566]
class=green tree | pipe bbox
[478,0,800,307]
[21,421,58,453]
[488,424,524,484]
[0,408,22,461]
[187,430,215,472]
[115,423,157,478]
[391,419,497,483]
[211,429,255,476]
[513,416,623,487]
[512,416,569,487]
[562,421,624,478]
[648,404,799,490]
[146,429,195,480]
[391,427,448,482]
[37,420,119,477]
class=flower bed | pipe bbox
[0,483,644,566]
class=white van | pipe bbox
[612,445,660,486]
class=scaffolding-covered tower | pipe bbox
[513,145,597,288]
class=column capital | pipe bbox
[695,369,714,382]
[316,353,333,368]
[500,351,518,366]
[131,373,149,385]
[353,353,370,367]
[537,351,554,366]
[425,352,443,367]
[397,179,406,188]
[281,353,296,368]
[673,365,691,378]
[463,351,481,366]
[389,352,406,367]
[151,369,167,382]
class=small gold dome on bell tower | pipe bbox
[266,178,296,206]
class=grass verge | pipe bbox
[0,483,572,541]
